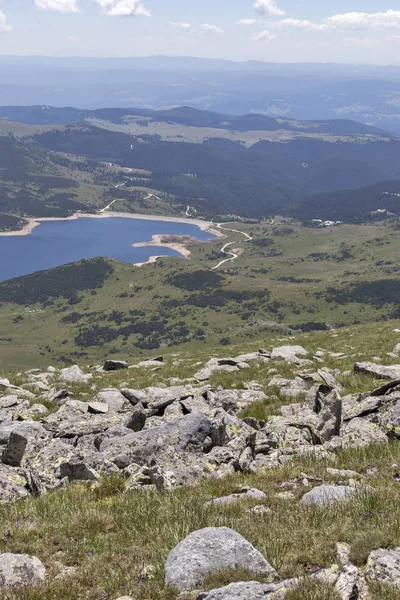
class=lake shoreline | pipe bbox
[0,210,217,237]
[0,211,225,269]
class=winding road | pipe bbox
[212,222,253,270]
[102,164,256,269]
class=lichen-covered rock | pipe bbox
[165,527,276,591]
[354,362,400,381]
[0,464,30,504]
[326,418,388,450]
[101,412,212,471]
[366,548,400,586]
[0,553,46,586]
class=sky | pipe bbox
[1,1,400,63]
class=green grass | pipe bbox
[1,443,400,599]
[0,218,399,371]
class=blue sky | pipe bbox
[1,1,400,63]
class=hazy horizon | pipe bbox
[1,2,400,64]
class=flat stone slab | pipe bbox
[354,362,400,381]
[301,485,358,506]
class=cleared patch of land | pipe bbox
[87,116,390,148]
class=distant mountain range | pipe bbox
[1,57,400,132]
[0,104,386,135]
[0,103,400,223]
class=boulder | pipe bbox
[164,527,276,591]
[48,388,69,403]
[94,389,126,412]
[354,362,400,381]
[101,412,212,466]
[327,418,388,450]
[88,401,109,415]
[60,460,99,481]
[366,548,400,586]
[335,564,368,600]
[59,365,92,383]
[381,400,400,438]
[1,431,28,467]
[0,553,46,586]
[121,388,150,406]
[0,421,47,445]
[196,581,290,600]
[125,403,146,432]
[205,487,267,507]
[316,389,342,442]
[301,485,357,506]
[271,345,308,362]
[103,360,128,371]
[0,464,30,503]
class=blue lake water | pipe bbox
[0,217,216,283]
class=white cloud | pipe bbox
[250,30,277,42]
[0,10,12,32]
[35,0,80,12]
[236,19,258,25]
[169,21,192,30]
[66,34,79,41]
[266,18,328,32]
[254,0,285,17]
[326,10,400,30]
[200,23,224,34]
[94,0,151,17]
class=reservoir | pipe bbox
[0,216,216,283]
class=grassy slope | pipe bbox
[0,218,399,371]
[1,324,400,599]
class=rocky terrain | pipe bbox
[1,344,400,598]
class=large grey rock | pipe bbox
[326,418,388,450]
[103,359,128,371]
[165,527,276,591]
[60,460,99,481]
[316,389,342,442]
[59,365,92,383]
[0,421,47,445]
[121,388,150,406]
[366,548,400,586]
[0,553,46,586]
[0,464,30,503]
[271,345,308,362]
[342,394,384,421]
[125,403,146,432]
[205,487,267,507]
[381,400,400,438]
[354,362,400,381]
[1,431,28,467]
[94,389,126,412]
[301,485,357,506]
[101,412,212,466]
[196,581,291,600]
[335,564,368,600]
